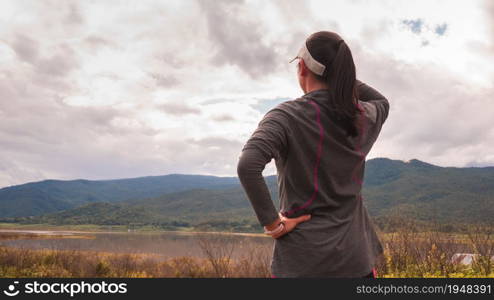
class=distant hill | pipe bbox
[12,176,278,231]
[0,174,239,218]
[2,158,494,232]
[363,158,494,224]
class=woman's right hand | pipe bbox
[265,213,311,239]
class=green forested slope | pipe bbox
[3,158,493,231]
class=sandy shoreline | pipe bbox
[0,228,268,238]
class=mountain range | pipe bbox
[1,158,493,232]
[0,174,239,218]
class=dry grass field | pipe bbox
[0,220,493,278]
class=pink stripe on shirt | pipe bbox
[283,100,323,217]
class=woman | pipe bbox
[236,31,389,278]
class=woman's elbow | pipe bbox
[237,151,254,180]
[236,155,248,179]
[237,148,266,180]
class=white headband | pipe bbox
[289,42,326,76]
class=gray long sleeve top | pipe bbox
[237,80,389,278]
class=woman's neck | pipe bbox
[302,76,329,94]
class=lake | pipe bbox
[0,230,274,261]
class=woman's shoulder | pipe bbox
[269,97,309,115]
[261,97,318,129]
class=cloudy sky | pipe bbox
[1,0,493,188]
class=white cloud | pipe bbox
[0,0,492,188]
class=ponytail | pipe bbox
[306,32,359,137]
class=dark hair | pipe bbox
[306,31,359,137]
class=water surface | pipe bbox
[0,230,273,261]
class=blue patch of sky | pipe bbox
[402,18,423,34]
[252,97,290,114]
[434,23,448,36]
